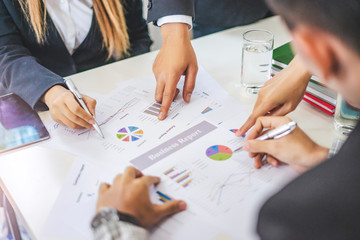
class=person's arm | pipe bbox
[237,56,312,137]
[0,2,96,130]
[243,116,329,172]
[126,0,152,57]
[92,167,186,239]
[92,208,148,240]
[146,0,198,120]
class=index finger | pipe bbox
[141,175,161,187]
[246,116,292,140]
[122,167,144,183]
[237,105,273,137]
[65,95,95,125]
[158,81,178,120]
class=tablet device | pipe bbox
[0,93,50,153]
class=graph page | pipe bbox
[41,68,298,239]
[42,67,248,169]
[43,120,298,239]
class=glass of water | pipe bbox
[241,30,274,94]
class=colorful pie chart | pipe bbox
[117,126,144,142]
[206,145,233,161]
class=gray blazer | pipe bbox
[147,0,195,24]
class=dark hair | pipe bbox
[266,0,360,55]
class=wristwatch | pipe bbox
[91,208,141,230]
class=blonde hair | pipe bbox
[19,0,130,60]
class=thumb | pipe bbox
[98,183,110,195]
[243,139,276,156]
[82,95,97,116]
[156,200,187,219]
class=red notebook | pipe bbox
[303,92,336,115]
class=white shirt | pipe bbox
[45,0,192,55]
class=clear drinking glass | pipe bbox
[241,30,274,94]
[334,95,360,135]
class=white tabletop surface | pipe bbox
[0,16,336,240]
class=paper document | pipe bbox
[42,68,298,239]
[42,67,247,168]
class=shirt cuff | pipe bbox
[157,15,193,30]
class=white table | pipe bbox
[0,16,335,240]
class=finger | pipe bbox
[158,80,178,120]
[237,115,257,137]
[174,88,180,100]
[141,176,161,187]
[155,78,166,103]
[244,139,277,157]
[58,112,84,129]
[266,155,280,167]
[155,200,187,219]
[183,64,197,102]
[254,154,263,169]
[113,174,123,184]
[64,96,95,126]
[82,95,97,116]
[267,103,293,116]
[123,167,144,182]
[237,108,272,137]
[99,183,110,194]
[61,103,94,129]
[246,116,291,141]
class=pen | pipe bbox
[234,121,297,152]
[64,78,104,138]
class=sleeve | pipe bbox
[157,15,193,29]
[0,2,65,111]
[146,0,195,24]
[125,0,152,57]
[256,151,360,240]
[93,220,148,240]
[92,210,148,240]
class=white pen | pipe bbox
[64,78,104,138]
[234,121,297,152]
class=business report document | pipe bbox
[42,68,298,239]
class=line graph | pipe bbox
[209,171,253,206]
[77,97,139,136]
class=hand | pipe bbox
[96,167,187,228]
[237,56,312,137]
[43,85,96,129]
[243,116,329,173]
[153,23,198,120]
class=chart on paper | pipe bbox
[42,68,248,166]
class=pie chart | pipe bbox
[206,145,233,161]
[117,126,144,142]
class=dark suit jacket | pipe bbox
[147,0,195,24]
[0,0,152,110]
[258,122,360,239]
[194,0,270,28]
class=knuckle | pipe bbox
[134,180,146,189]
[72,106,83,115]
[114,174,123,183]
[163,91,173,98]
